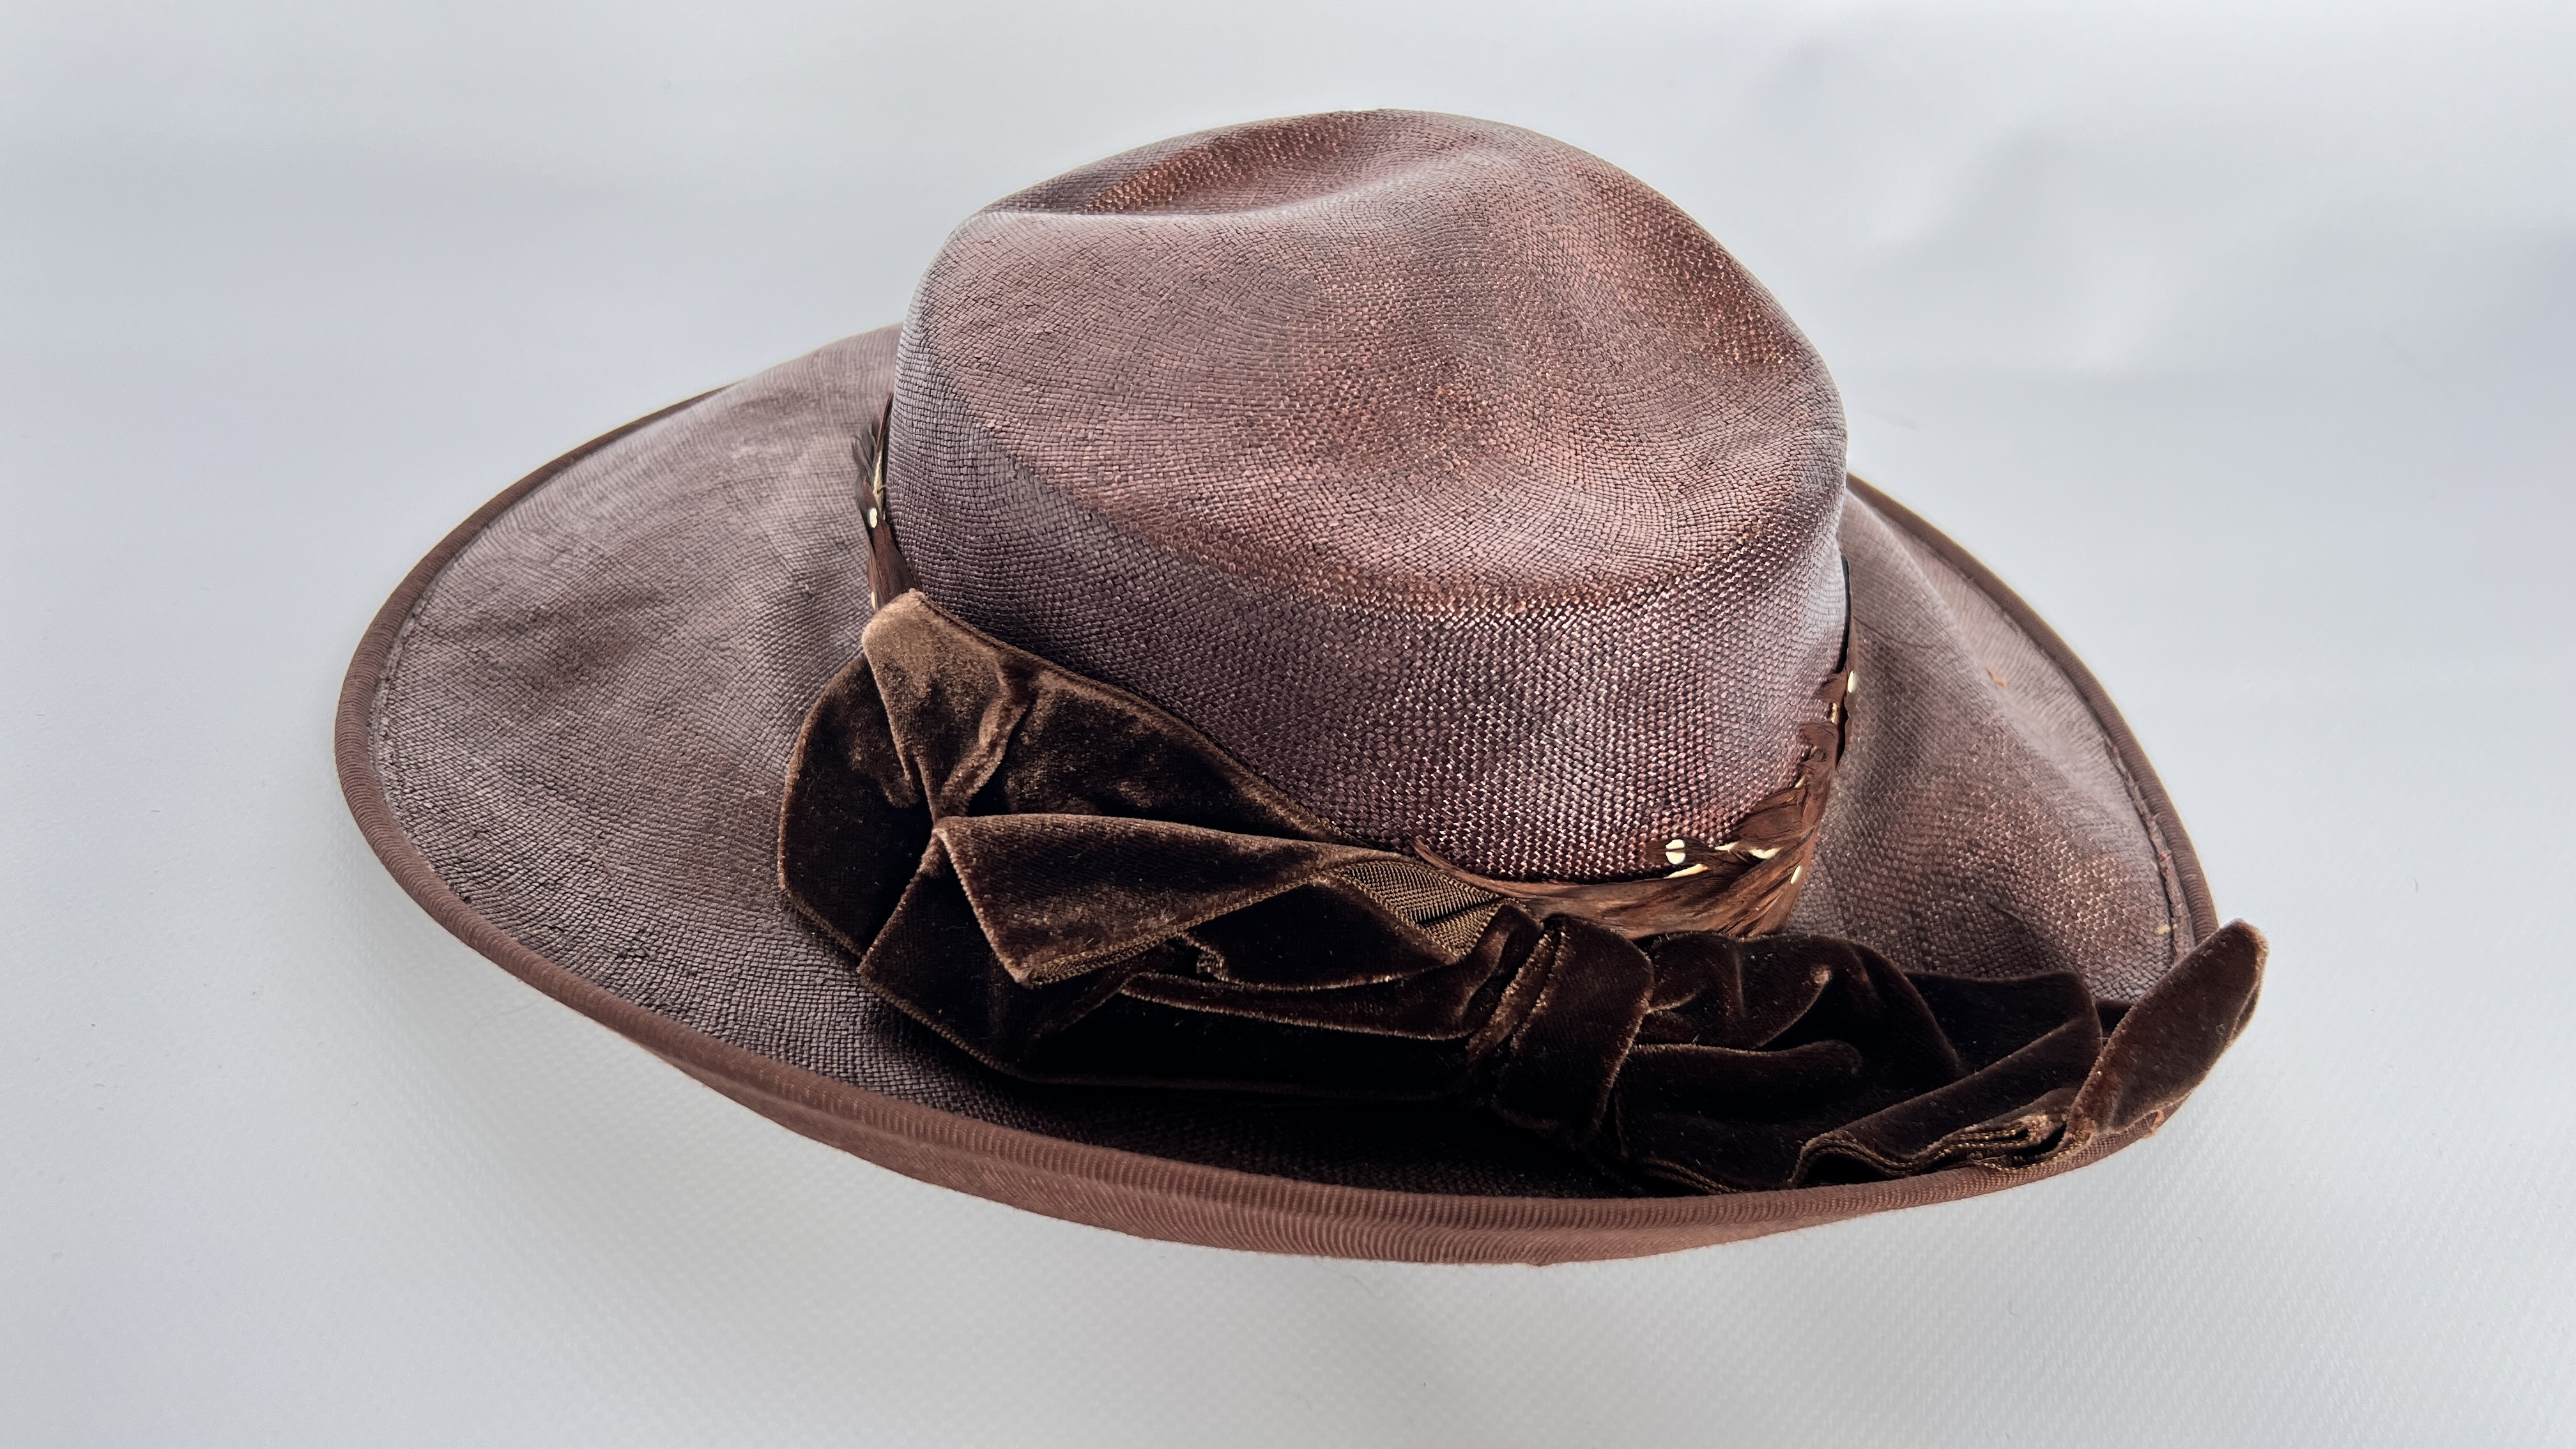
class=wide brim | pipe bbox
[338,328,2220,1262]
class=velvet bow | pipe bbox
[779,593,2262,1193]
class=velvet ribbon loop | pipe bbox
[779,592,2264,1193]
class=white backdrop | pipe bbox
[6,2,2572,1443]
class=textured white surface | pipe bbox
[4,1,2571,1443]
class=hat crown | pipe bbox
[887,110,1848,879]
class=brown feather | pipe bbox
[858,397,918,607]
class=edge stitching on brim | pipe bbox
[334,391,2196,1264]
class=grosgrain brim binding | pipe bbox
[338,388,2232,1264]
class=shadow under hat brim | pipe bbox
[338,328,2228,1262]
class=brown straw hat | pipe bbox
[339,110,2261,1262]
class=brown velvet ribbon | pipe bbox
[779,592,2263,1194]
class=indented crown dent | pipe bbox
[885,110,1849,880]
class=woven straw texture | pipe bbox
[891,112,1849,880]
[365,326,2188,1196]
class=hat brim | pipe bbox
[338,328,2230,1262]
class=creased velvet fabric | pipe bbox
[782,593,2261,1193]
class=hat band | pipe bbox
[777,591,2262,1193]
